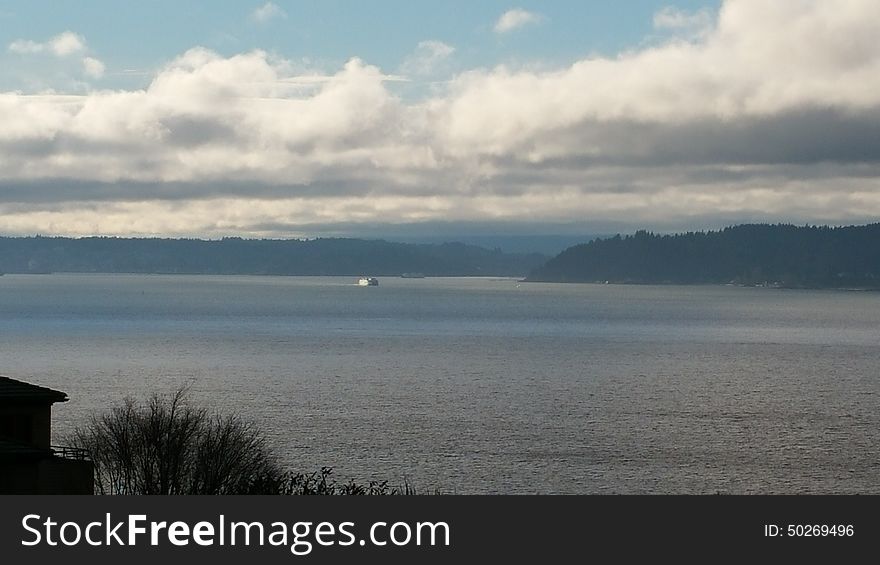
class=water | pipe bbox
[1,274,878,494]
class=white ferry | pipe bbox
[358,276,379,286]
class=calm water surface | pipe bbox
[0,274,877,493]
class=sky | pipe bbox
[1,0,879,239]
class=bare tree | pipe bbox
[69,388,284,494]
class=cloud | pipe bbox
[2,0,880,237]
[8,39,44,54]
[653,6,713,32]
[9,31,87,56]
[8,31,101,82]
[82,57,106,79]
[494,8,543,34]
[251,2,286,24]
[400,40,455,76]
[49,31,87,56]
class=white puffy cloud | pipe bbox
[9,31,87,56]
[439,0,880,153]
[82,57,106,78]
[400,40,455,76]
[494,8,543,34]
[8,39,44,54]
[2,0,880,237]
[8,31,102,83]
[251,2,286,24]
[654,6,713,32]
[49,31,86,56]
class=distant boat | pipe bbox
[358,276,379,286]
[400,272,425,279]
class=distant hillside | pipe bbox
[0,237,546,277]
[390,234,605,255]
[526,224,880,288]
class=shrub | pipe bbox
[69,388,284,494]
[274,467,419,495]
[69,388,428,495]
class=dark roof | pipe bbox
[0,376,68,404]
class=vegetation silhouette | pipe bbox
[0,236,545,277]
[70,389,422,495]
[527,223,880,288]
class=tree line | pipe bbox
[526,224,880,288]
[0,236,546,277]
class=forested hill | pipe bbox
[0,237,546,277]
[526,224,880,288]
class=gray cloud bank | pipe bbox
[1,0,879,237]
